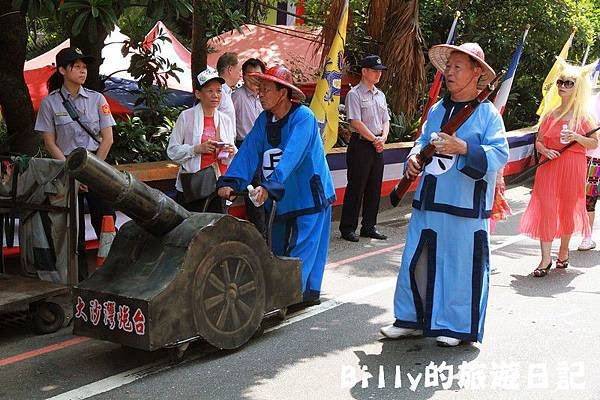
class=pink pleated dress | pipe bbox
[519,115,591,241]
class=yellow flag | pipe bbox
[310,0,348,153]
[536,28,576,115]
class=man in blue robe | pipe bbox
[381,43,509,346]
[217,65,335,306]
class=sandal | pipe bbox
[533,263,552,277]
[556,258,569,269]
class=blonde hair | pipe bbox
[539,58,598,133]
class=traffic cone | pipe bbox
[96,215,116,268]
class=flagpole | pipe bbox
[581,43,590,65]
[493,25,529,116]
[415,11,461,138]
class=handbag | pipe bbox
[180,162,221,203]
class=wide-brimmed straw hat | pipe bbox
[249,65,306,101]
[429,42,496,90]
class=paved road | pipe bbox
[1,181,599,400]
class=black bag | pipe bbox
[180,163,220,203]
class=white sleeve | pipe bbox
[167,111,196,164]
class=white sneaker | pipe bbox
[380,325,423,339]
[578,238,596,251]
[436,336,461,347]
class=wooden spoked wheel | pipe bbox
[192,241,265,349]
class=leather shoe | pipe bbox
[341,231,359,242]
[360,228,387,240]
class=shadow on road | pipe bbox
[349,339,480,399]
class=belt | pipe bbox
[352,132,381,141]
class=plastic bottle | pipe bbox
[247,185,263,207]
[560,124,570,144]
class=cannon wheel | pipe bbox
[192,241,265,349]
[30,301,65,334]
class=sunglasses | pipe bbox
[556,79,575,88]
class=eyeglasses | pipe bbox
[556,79,575,88]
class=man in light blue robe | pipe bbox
[381,43,509,346]
[217,66,335,306]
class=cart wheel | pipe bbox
[30,302,65,334]
[192,241,265,350]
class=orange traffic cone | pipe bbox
[96,215,116,268]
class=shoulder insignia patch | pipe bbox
[101,104,111,115]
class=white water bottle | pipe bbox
[247,185,264,207]
[560,124,570,144]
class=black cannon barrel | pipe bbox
[66,148,191,236]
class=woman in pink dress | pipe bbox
[520,59,599,277]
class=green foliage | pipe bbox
[304,0,373,68]
[307,0,599,132]
[388,110,420,143]
[59,0,119,40]
[121,27,184,88]
[24,16,67,59]
[202,0,247,38]
[108,106,184,164]
[419,0,599,130]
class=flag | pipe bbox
[593,61,600,84]
[536,28,576,115]
[493,26,529,116]
[416,11,460,137]
[310,0,348,153]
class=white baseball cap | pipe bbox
[197,67,225,88]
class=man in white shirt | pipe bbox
[231,58,267,237]
[232,58,266,147]
[217,52,242,133]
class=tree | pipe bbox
[0,0,36,154]
[374,0,425,118]
[0,0,192,155]
[420,0,599,130]
[306,0,600,131]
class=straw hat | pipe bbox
[429,42,496,90]
[249,65,306,101]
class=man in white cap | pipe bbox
[380,43,509,347]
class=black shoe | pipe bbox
[360,228,387,240]
[289,295,321,311]
[341,231,359,242]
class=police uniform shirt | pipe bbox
[35,86,116,156]
[345,82,390,137]
[218,83,237,134]
[231,85,263,140]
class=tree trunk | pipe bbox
[72,29,110,92]
[191,0,209,83]
[378,0,425,117]
[0,1,37,155]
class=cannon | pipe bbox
[67,148,302,352]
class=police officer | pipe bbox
[35,47,116,279]
[339,55,390,242]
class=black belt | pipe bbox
[352,132,381,141]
